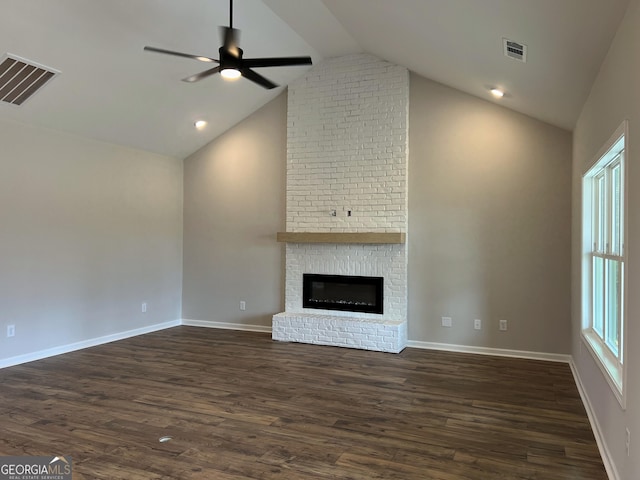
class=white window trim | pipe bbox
[581,119,628,409]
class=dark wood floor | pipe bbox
[0,327,606,479]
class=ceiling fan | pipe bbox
[144,0,312,89]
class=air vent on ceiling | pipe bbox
[503,38,527,63]
[0,54,59,106]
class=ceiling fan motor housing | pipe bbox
[219,46,242,71]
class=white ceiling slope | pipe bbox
[318,0,630,131]
[0,0,630,159]
[0,0,320,158]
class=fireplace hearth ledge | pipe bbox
[272,312,407,353]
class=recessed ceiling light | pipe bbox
[194,120,207,130]
[490,88,505,98]
[220,68,241,80]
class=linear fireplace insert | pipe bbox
[302,274,383,314]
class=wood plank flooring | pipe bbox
[0,327,606,479]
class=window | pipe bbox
[582,121,627,407]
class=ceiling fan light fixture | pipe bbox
[220,68,241,80]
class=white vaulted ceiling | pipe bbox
[0,0,630,158]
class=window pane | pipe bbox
[605,259,621,356]
[611,163,622,255]
[596,175,606,251]
[593,256,604,337]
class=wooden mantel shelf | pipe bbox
[276,232,405,244]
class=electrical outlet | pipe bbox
[7,325,15,338]
[239,301,246,311]
[441,317,452,328]
[141,303,147,313]
[474,319,482,330]
[499,319,508,331]
[626,428,631,456]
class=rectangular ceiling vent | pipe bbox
[0,54,59,106]
[503,38,527,63]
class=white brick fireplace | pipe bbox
[272,54,408,353]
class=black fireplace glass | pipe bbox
[302,274,383,314]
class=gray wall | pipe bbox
[409,74,572,353]
[182,93,287,327]
[572,0,640,477]
[0,119,183,362]
[182,72,573,355]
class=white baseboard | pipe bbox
[181,318,271,333]
[569,359,619,480]
[0,320,181,369]
[406,340,572,363]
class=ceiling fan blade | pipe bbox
[144,46,218,63]
[241,56,312,69]
[219,26,241,57]
[240,68,278,89]
[182,65,222,83]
